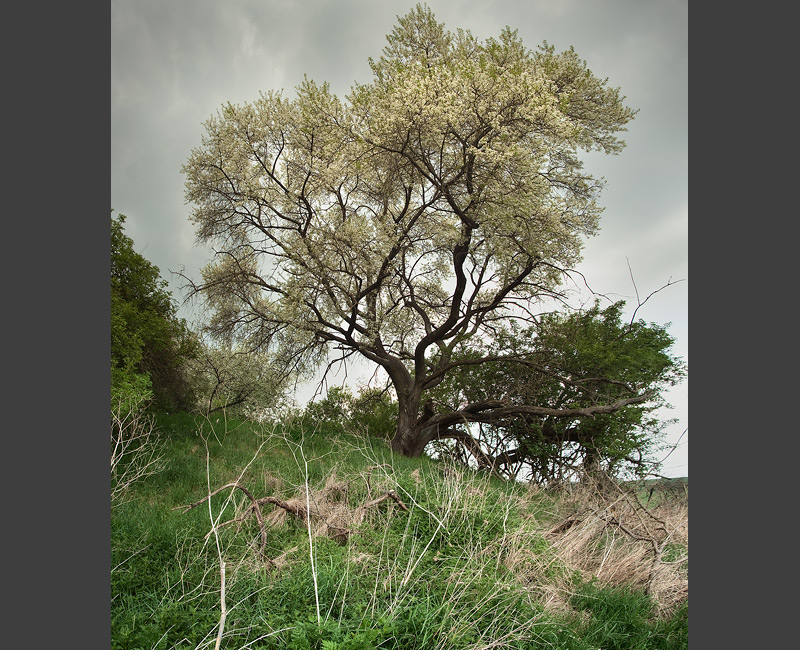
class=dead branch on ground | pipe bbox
[173,480,410,559]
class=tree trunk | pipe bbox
[582,446,603,481]
[390,392,428,457]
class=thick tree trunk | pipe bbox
[390,392,429,457]
[386,378,652,460]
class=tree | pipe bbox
[111,211,197,411]
[182,5,643,458]
[188,341,289,418]
[427,301,685,481]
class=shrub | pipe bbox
[111,391,166,505]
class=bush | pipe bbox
[303,386,397,439]
[347,388,396,440]
[111,366,153,417]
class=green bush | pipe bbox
[303,386,397,440]
[111,366,153,416]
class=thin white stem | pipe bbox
[303,450,321,626]
[204,430,227,650]
[213,561,227,650]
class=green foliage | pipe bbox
[529,301,683,477]
[111,211,198,411]
[110,366,153,418]
[430,300,685,481]
[286,617,394,650]
[303,386,397,439]
[569,581,688,650]
[303,387,354,433]
[348,388,397,440]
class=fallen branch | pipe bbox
[362,490,409,512]
[173,482,270,558]
[173,482,411,552]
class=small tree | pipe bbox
[348,387,398,440]
[182,5,643,458]
[429,301,685,481]
[302,386,398,439]
[302,386,354,433]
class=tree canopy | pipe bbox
[188,342,288,418]
[181,5,678,468]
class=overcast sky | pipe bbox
[111,0,688,476]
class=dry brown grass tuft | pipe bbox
[539,474,688,617]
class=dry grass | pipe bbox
[540,474,688,617]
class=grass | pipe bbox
[111,411,688,649]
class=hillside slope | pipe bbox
[111,412,688,650]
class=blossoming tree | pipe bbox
[182,5,646,458]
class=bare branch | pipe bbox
[626,259,685,325]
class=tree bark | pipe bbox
[390,388,427,457]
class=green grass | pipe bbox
[111,412,687,649]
